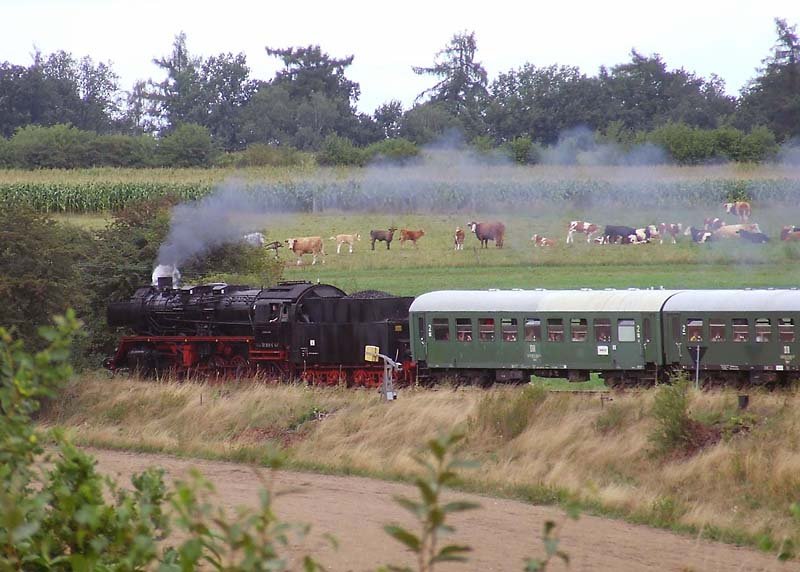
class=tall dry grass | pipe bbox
[41,375,800,549]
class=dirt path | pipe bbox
[88,448,794,572]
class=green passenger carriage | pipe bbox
[409,288,800,387]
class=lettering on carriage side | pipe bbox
[597,345,609,356]
[427,324,432,338]
[785,345,791,355]
[776,365,785,371]
[529,344,536,353]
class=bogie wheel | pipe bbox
[230,355,250,380]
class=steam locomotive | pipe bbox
[106,279,415,386]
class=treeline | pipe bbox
[0,19,798,166]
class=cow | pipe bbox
[737,229,770,244]
[284,236,325,265]
[781,226,800,241]
[566,220,599,243]
[601,225,637,245]
[724,201,751,222]
[329,233,361,254]
[468,221,506,248]
[712,223,761,239]
[684,226,713,243]
[454,227,465,250]
[658,223,683,244]
[704,217,726,231]
[399,229,425,248]
[531,234,556,247]
[370,227,398,250]
[242,232,266,247]
[632,225,659,243]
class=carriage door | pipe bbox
[416,316,427,361]
[612,318,646,370]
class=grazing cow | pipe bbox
[601,225,637,245]
[724,201,752,222]
[737,229,770,244]
[704,217,726,231]
[781,226,800,241]
[242,232,266,247]
[658,223,683,244]
[566,220,599,243]
[264,240,284,260]
[454,227,465,250]
[713,223,761,239]
[284,236,325,265]
[531,234,556,247]
[468,221,506,248]
[370,227,398,250]
[685,226,713,243]
[329,233,361,254]
[399,229,425,248]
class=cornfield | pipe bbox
[0,166,798,213]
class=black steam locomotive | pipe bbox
[106,280,415,386]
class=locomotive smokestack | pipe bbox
[152,264,181,287]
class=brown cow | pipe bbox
[531,234,556,247]
[781,226,800,241]
[330,233,361,254]
[658,223,683,244]
[370,227,398,250]
[704,217,726,231]
[566,220,599,243]
[468,221,505,248]
[724,201,751,222]
[454,227,465,250]
[399,229,425,248]
[285,236,325,265]
[712,223,761,239]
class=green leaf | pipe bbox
[384,525,421,552]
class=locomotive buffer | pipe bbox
[365,345,399,401]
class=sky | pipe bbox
[2,0,799,114]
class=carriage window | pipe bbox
[779,318,795,342]
[524,318,541,341]
[501,318,518,342]
[686,319,703,342]
[432,318,449,341]
[710,319,726,342]
[618,319,636,342]
[594,319,611,342]
[456,318,473,342]
[478,318,496,342]
[755,318,772,343]
[643,318,652,343]
[547,319,564,342]
[571,318,588,342]
[732,319,749,342]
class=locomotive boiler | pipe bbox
[106,279,415,386]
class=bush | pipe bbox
[216,143,307,168]
[10,124,96,169]
[363,138,420,164]
[648,122,717,164]
[506,136,539,164]
[0,136,11,167]
[649,378,695,453]
[316,134,365,166]
[89,134,157,167]
[472,386,548,439]
[739,126,779,163]
[157,123,216,167]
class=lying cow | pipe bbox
[330,233,361,254]
[781,226,800,241]
[468,221,505,248]
[684,226,713,243]
[704,217,726,231]
[454,227,465,250]
[370,227,398,250]
[737,229,770,244]
[633,225,659,243]
[724,201,751,222]
[399,229,425,248]
[531,234,556,247]
[285,236,325,265]
[713,223,761,239]
[566,220,599,243]
[601,225,637,244]
[658,223,683,244]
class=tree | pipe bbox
[200,52,257,150]
[150,32,206,131]
[157,123,215,167]
[739,18,800,141]
[374,100,403,139]
[412,31,488,138]
[400,101,463,145]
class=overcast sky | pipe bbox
[3,0,799,113]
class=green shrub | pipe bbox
[595,403,628,434]
[472,385,548,439]
[0,137,11,167]
[739,126,779,163]
[649,378,694,453]
[90,134,157,167]
[316,134,365,166]
[218,143,306,168]
[506,136,539,164]
[364,138,420,164]
[157,123,216,167]
[648,122,717,164]
[10,124,96,169]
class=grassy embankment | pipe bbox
[42,376,800,553]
